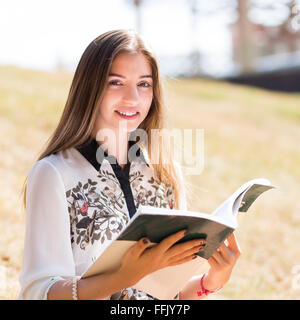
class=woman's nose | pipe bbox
[122,85,139,104]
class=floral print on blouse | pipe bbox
[19,138,183,300]
[66,139,178,300]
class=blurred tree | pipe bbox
[249,0,300,54]
[126,0,143,33]
[235,0,257,73]
[188,0,202,77]
[133,0,142,33]
[187,0,237,76]
[231,0,300,73]
[126,0,300,76]
[270,0,300,53]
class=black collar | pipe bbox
[76,137,149,172]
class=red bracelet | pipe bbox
[196,273,222,297]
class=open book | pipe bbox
[81,178,274,300]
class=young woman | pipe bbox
[19,29,241,300]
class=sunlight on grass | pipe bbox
[1,66,299,299]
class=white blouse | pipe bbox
[18,139,187,300]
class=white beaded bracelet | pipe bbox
[72,276,80,300]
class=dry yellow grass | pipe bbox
[0,66,299,299]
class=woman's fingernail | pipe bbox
[192,255,197,259]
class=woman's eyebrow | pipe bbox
[109,73,152,79]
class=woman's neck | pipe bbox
[97,132,130,169]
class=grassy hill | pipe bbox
[0,65,299,299]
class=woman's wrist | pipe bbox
[72,276,80,300]
[201,272,223,293]
[196,273,223,297]
[111,268,134,289]
[48,270,130,300]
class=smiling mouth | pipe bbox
[115,110,139,118]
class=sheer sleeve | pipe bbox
[19,159,75,300]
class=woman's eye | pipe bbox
[139,82,151,87]
[109,80,121,86]
[108,80,151,87]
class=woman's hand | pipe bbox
[117,230,206,287]
[203,232,241,291]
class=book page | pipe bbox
[239,183,274,212]
[133,256,210,300]
[211,178,273,223]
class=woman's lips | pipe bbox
[115,110,139,120]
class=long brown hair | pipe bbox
[22,29,184,209]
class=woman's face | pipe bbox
[93,52,153,139]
